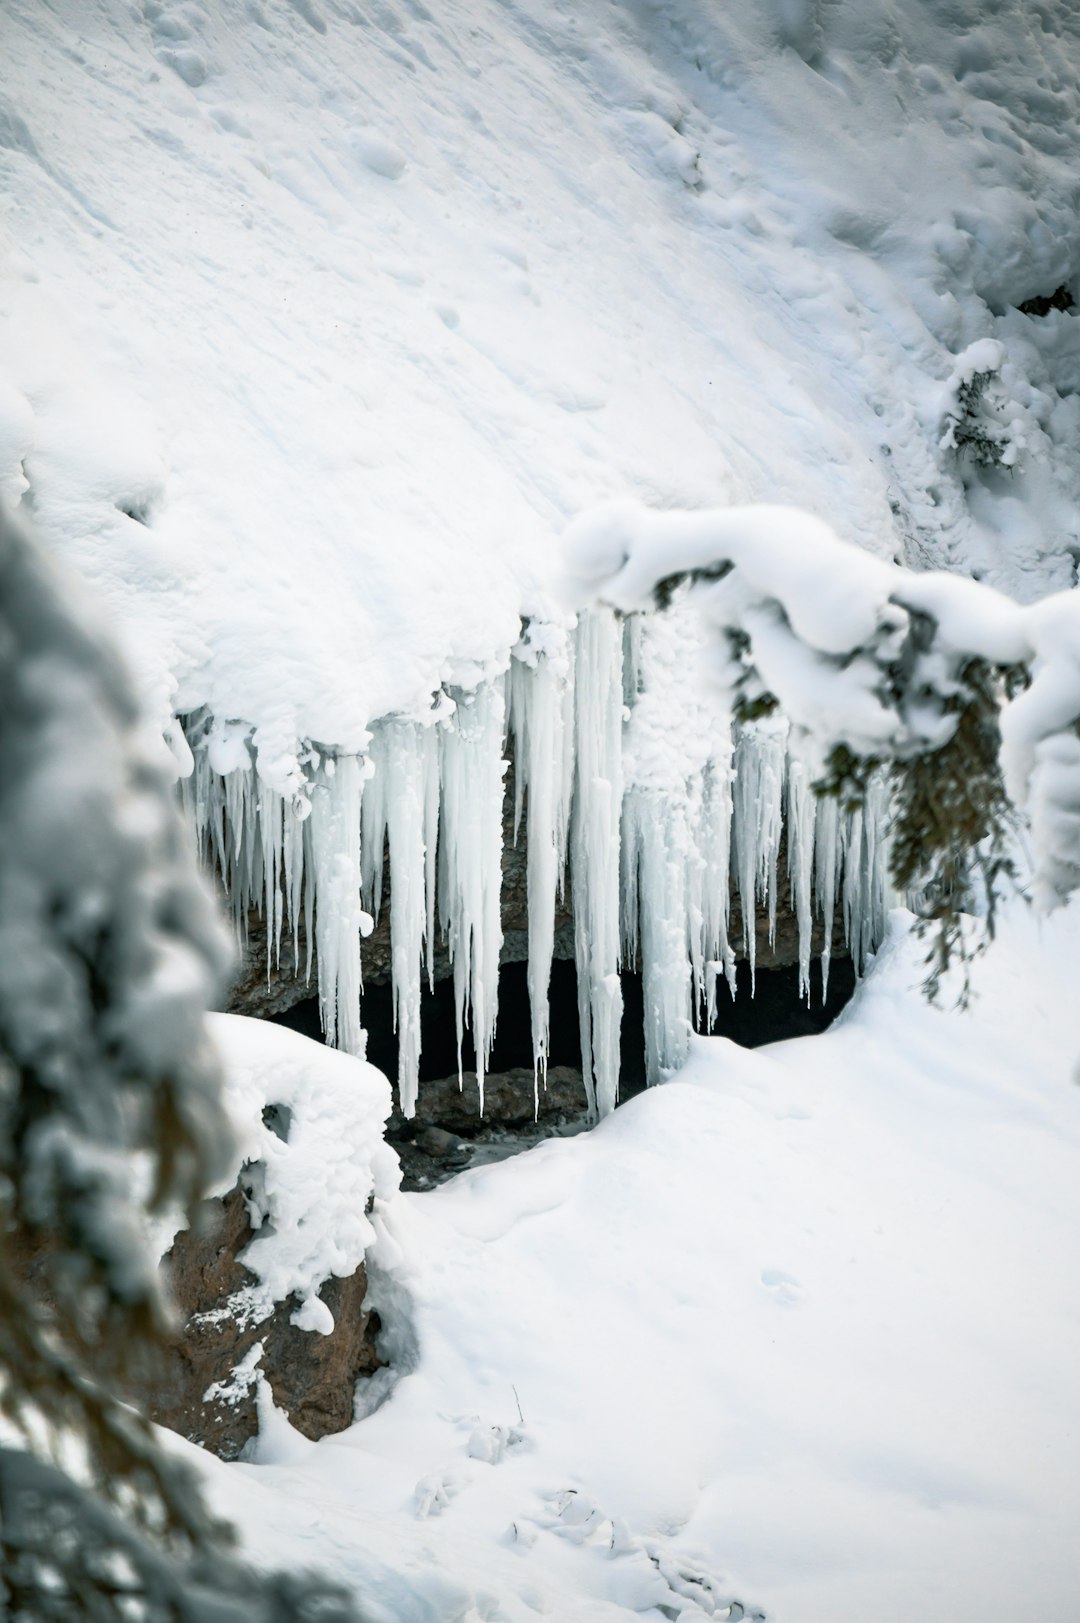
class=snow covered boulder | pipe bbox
[147,1017,400,1459]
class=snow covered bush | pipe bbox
[939,340,1030,471]
[563,499,1080,989]
[0,504,362,1620]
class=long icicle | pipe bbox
[306,754,366,1056]
[570,610,624,1119]
[382,719,436,1119]
[509,637,574,1109]
[438,681,507,1112]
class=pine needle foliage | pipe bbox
[0,508,362,1622]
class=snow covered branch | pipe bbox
[563,500,1080,931]
[0,506,365,1619]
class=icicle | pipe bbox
[379,719,437,1118]
[624,788,694,1083]
[360,734,389,922]
[682,772,708,1024]
[841,800,866,971]
[307,754,366,1056]
[813,794,839,1002]
[732,723,786,991]
[864,770,891,960]
[785,752,817,1002]
[836,768,891,975]
[259,783,284,972]
[424,729,440,992]
[698,742,736,1024]
[509,639,575,1105]
[570,610,624,1118]
[438,681,507,1109]
[282,793,307,971]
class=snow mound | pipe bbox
[206,1013,399,1329]
[186,900,1080,1623]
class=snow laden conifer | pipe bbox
[563,499,1080,995]
[0,506,361,1621]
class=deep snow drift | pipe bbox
[183,901,1080,1623]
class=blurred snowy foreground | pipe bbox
[183,900,1080,1623]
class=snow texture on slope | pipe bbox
[2,0,1080,785]
[179,899,1080,1623]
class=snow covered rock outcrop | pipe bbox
[149,1017,399,1458]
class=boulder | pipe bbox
[149,1186,382,1460]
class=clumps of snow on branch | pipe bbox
[563,498,1080,922]
[204,1015,399,1335]
[0,505,234,1332]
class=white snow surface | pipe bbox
[3,0,1080,782]
[171,900,1080,1623]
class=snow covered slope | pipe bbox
[3,0,1080,765]
[183,901,1080,1623]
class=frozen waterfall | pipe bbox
[179,609,890,1118]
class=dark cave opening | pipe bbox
[268,953,857,1108]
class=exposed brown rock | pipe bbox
[6,1188,381,1462]
[148,1187,382,1461]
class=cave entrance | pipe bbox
[267,954,855,1186]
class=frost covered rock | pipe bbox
[147,1017,399,1458]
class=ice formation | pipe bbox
[180,603,890,1119]
[180,498,1080,1124]
[7,0,1080,1132]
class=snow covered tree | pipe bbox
[564,500,1080,993]
[0,505,360,1621]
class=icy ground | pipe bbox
[178,901,1080,1623]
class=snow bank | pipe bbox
[181,898,1080,1623]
